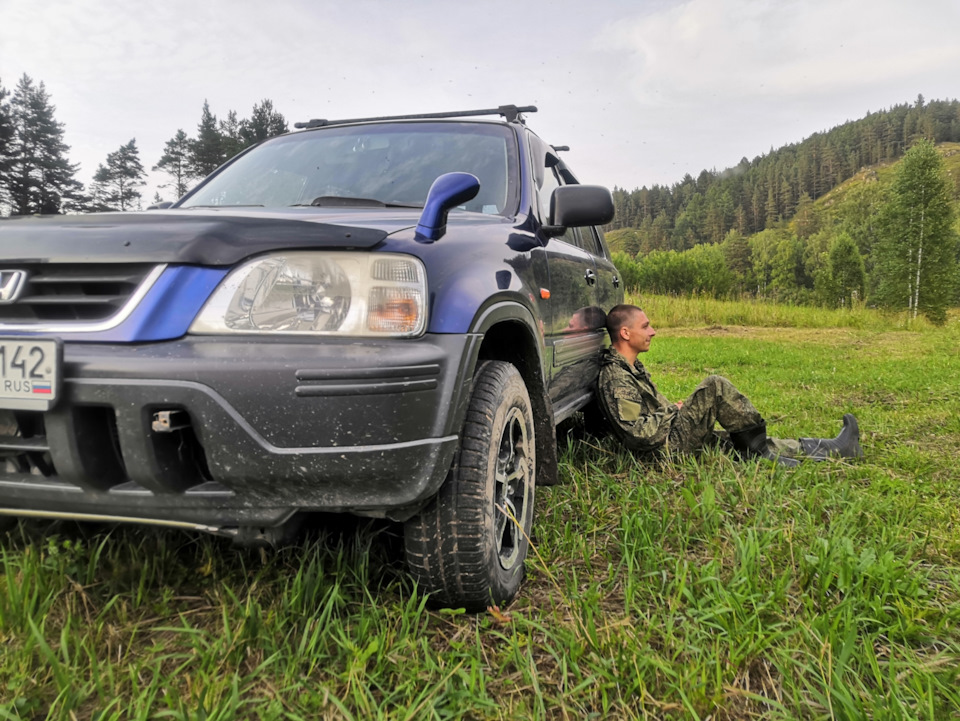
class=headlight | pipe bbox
[189,252,427,337]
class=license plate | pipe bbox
[0,338,62,411]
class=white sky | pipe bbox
[2,0,959,204]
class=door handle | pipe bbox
[613,275,620,288]
[584,269,596,286]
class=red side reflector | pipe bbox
[540,288,551,299]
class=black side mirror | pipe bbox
[146,201,174,210]
[548,185,614,230]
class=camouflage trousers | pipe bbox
[666,375,801,457]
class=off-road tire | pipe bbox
[404,361,536,611]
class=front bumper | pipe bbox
[0,333,478,527]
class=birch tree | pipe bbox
[874,139,957,324]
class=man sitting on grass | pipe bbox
[597,304,862,466]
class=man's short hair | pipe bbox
[605,304,643,341]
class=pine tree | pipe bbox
[153,129,192,198]
[0,78,14,209]
[874,139,957,324]
[188,101,226,178]
[90,138,146,211]
[722,228,753,294]
[6,74,82,215]
[791,192,819,239]
[764,185,778,226]
[239,99,288,147]
[219,109,244,160]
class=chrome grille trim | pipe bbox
[0,264,167,333]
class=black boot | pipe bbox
[799,414,863,460]
[729,421,800,467]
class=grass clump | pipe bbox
[1,298,959,719]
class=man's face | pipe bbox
[622,311,656,354]
[564,310,589,333]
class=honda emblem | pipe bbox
[0,270,27,303]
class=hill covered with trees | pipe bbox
[607,96,960,255]
[610,136,960,324]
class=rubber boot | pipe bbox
[799,414,863,460]
[728,421,800,467]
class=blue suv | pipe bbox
[0,105,622,609]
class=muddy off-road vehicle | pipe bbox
[0,105,621,609]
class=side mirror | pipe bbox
[415,172,481,242]
[548,185,614,230]
[146,201,174,210]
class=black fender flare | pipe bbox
[447,300,559,488]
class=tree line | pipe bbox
[608,96,960,254]
[0,73,288,215]
[610,139,960,324]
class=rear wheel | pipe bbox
[404,361,536,611]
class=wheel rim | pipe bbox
[494,406,532,570]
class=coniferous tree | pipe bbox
[0,78,13,208]
[153,129,192,198]
[219,109,244,160]
[188,101,226,178]
[239,99,288,146]
[722,229,753,293]
[90,138,146,211]
[791,192,820,239]
[874,139,957,323]
[6,74,82,215]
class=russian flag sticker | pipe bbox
[32,381,52,394]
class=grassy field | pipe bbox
[2,297,959,720]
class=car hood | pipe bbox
[0,208,425,265]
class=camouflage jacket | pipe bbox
[597,346,678,453]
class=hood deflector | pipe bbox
[0,213,391,265]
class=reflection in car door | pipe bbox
[542,228,604,420]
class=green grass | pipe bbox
[2,297,960,719]
[628,291,955,332]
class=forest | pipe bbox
[0,73,287,215]
[606,97,960,324]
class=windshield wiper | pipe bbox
[181,204,264,209]
[290,196,422,209]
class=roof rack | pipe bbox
[293,104,537,130]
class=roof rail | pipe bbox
[293,104,537,130]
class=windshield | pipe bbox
[180,122,519,215]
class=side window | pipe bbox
[578,225,603,256]
[537,164,561,222]
[536,144,599,253]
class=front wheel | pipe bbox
[404,361,536,611]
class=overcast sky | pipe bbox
[2,0,959,203]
